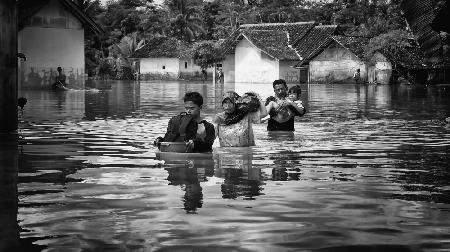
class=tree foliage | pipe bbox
[192,41,224,70]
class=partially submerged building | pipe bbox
[218,22,347,84]
[297,36,374,84]
[130,37,214,81]
[401,0,450,83]
[18,0,103,89]
[219,22,317,84]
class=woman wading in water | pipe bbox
[213,91,267,147]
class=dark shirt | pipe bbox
[267,116,295,131]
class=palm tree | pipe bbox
[167,0,205,42]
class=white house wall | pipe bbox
[279,61,300,84]
[222,54,235,83]
[310,44,366,83]
[18,0,85,89]
[235,38,279,83]
[178,58,214,79]
[140,58,180,79]
[370,52,392,84]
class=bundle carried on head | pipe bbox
[222,91,260,125]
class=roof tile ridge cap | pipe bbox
[315,24,338,28]
[240,21,315,27]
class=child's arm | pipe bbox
[287,100,306,116]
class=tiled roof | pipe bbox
[400,0,443,64]
[240,30,300,60]
[294,25,340,63]
[332,36,370,59]
[219,22,316,59]
[18,0,104,35]
[240,22,316,45]
[431,1,450,33]
[130,37,193,58]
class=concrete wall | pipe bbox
[0,0,18,133]
[310,43,366,84]
[18,0,85,89]
[222,54,235,83]
[235,38,279,83]
[178,58,214,79]
[279,61,300,84]
[368,52,392,84]
[140,57,180,79]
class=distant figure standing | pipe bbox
[201,68,207,83]
[217,68,224,84]
[52,66,66,90]
[353,69,361,84]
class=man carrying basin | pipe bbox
[154,92,215,153]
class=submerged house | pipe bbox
[298,36,371,84]
[130,37,213,81]
[219,22,344,84]
[219,22,316,84]
[296,35,397,84]
[401,0,450,83]
[293,25,341,83]
[18,0,103,89]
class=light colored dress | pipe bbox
[216,111,260,147]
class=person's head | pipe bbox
[183,92,203,118]
[357,69,360,72]
[57,67,62,73]
[288,85,301,101]
[222,91,240,114]
[273,79,288,98]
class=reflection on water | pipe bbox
[0,135,19,251]
[10,80,450,251]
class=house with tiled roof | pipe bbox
[401,0,450,84]
[292,25,341,83]
[130,37,213,81]
[300,35,374,83]
[18,0,103,89]
[218,22,317,84]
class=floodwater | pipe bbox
[2,80,450,251]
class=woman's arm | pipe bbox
[258,96,268,118]
[212,114,221,138]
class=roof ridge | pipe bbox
[240,21,316,27]
[315,25,338,28]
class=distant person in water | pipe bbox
[201,68,207,83]
[265,79,306,131]
[353,69,361,84]
[154,92,215,152]
[52,67,66,90]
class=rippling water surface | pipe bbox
[5,81,450,251]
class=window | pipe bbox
[162,66,165,70]
[185,62,188,69]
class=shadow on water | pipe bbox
[1,135,47,251]
[14,80,450,251]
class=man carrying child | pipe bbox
[265,79,305,131]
